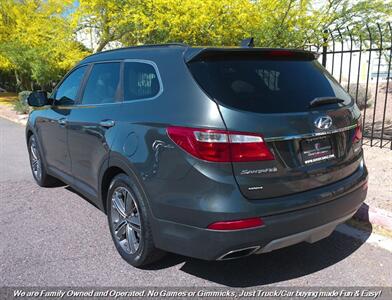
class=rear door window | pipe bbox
[81,62,121,105]
[188,57,351,113]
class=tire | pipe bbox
[107,173,165,267]
[28,135,59,187]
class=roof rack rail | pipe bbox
[86,43,189,58]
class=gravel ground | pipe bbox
[363,143,392,211]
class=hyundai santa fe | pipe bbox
[26,44,368,267]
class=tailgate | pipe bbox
[187,48,363,199]
[219,105,362,199]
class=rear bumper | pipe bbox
[254,211,355,255]
[217,211,356,260]
[151,168,367,260]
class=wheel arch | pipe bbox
[100,165,126,213]
[25,124,50,170]
[99,154,152,215]
[25,123,36,146]
[26,128,34,142]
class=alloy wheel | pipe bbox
[30,137,42,181]
[110,186,142,254]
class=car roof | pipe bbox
[80,43,189,64]
[79,43,318,65]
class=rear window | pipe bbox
[188,57,351,113]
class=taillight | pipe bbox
[353,120,363,143]
[167,126,274,162]
[207,217,264,230]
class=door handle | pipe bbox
[99,120,115,128]
[58,118,67,126]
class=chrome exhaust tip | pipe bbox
[217,246,260,261]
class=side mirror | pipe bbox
[27,91,50,107]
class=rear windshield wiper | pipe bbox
[309,97,345,108]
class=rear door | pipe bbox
[187,50,363,200]
[67,62,121,198]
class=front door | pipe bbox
[37,65,88,180]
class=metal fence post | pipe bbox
[322,30,328,67]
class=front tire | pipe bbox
[28,135,59,187]
[107,173,164,267]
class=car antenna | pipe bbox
[240,37,254,48]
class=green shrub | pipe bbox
[13,91,31,114]
[344,83,373,110]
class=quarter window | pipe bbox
[81,62,121,104]
[124,62,160,101]
[54,66,87,105]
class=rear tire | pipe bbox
[28,135,59,187]
[107,173,165,267]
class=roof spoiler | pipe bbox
[184,48,319,63]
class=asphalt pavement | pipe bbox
[0,116,391,287]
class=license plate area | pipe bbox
[301,136,335,165]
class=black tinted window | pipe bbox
[188,58,351,113]
[82,63,120,104]
[124,62,160,101]
[55,66,87,105]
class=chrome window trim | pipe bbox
[122,59,163,103]
[65,59,163,108]
[53,102,122,109]
[264,124,357,142]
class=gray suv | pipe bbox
[26,44,368,267]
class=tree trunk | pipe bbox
[14,69,22,91]
[94,40,108,53]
